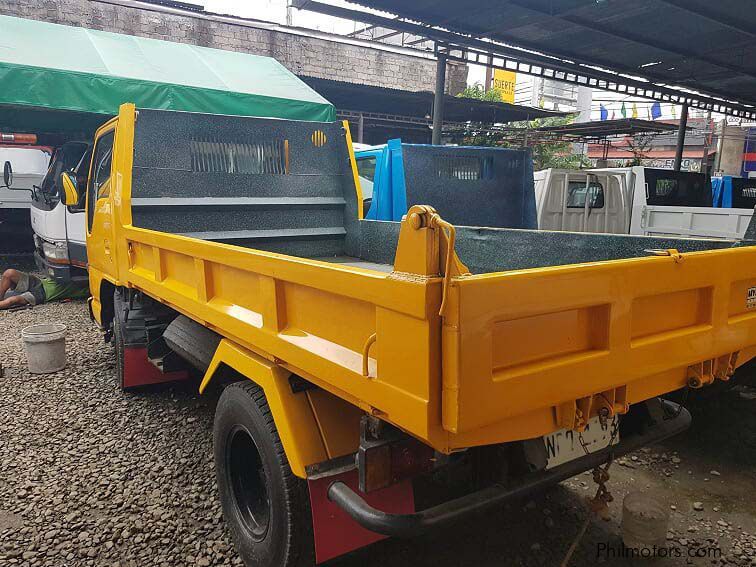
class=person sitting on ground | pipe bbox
[0,269,89,310]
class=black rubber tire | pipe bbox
[163,315,221,372]
[214,382,314,567]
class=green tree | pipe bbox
[457,82,504,102]
[451,112,591,170]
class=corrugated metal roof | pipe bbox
[314,0,755,117]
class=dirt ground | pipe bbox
[1,294,756,566]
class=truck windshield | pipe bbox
[567,181,605,209]
[37,142,89,204]
[732,178,756,209]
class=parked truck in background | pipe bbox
[0,145,51,252]
[712,175,756,210]
[355,139,537,229]
[28,141,90,281]
[73,104,756,567]
[535,166,754,239]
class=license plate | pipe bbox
[544,416,619,469]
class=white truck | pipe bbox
[0,146,50,252]
[26,141,90,281]
[535,166,755,239]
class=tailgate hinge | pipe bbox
[686,352,739,388]
[556,387,630,432]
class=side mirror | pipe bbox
[2,161,12,188]
[60,171,80,206]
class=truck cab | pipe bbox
[0,146,50,251]
[534,168,630,233]
[30,141,90,281]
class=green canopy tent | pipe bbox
[0,15,335,141]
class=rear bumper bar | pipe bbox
[328,401,691,538]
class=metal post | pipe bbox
[673,103,689,172]
[357,113,365,144]
[714,120,727,173]
[484,54,493,91]
[700,110,712,175]
[432,52,447,146]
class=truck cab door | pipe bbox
[85,128,117,290]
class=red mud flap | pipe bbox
[308,469,414,563]
[123,347,189,389]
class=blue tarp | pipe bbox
[711,176,734,207]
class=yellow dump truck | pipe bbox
[66,104,756,566]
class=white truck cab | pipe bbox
[0,146,50,251]
[535,166,755,239]
[534,168,629,233]
[29,141,90,281]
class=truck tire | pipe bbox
[214,382,314,567]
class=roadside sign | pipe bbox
[492,69,516,104]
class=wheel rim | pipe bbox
[227,426,271,541]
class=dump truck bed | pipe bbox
[100,107,756,454]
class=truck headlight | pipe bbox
[42,240,69,263]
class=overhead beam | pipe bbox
[440,44,756,120]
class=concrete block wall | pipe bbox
[0,0,468,94]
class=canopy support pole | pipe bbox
[432,51,447,146]
[673,103,689,171]
[357,113,365,144]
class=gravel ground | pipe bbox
[2,297,756,566]
[0,299,238,567]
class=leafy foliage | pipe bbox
[451,112,591,170]
[457,82,505,102]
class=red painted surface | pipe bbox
[122,347,188,388]
[308,469,414,564]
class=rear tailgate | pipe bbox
[442,245,756,436]
[639,205,754,239]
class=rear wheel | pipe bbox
[214,382,314,567]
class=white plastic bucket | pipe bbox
[22,323,67,374]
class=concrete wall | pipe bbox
[0,0,468,94]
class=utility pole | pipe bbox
[673,103,689,172]
[714,120,727,173]
[700,110,712,175]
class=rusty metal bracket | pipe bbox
[556,387,629,432]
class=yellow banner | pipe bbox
[492,69,516,103]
